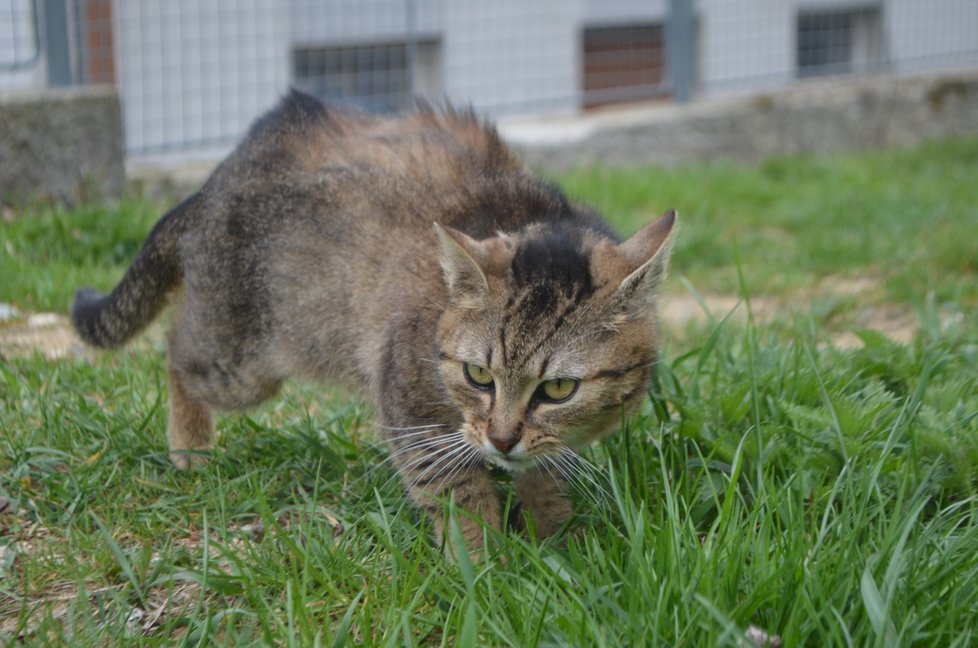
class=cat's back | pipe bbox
[180,91,529,295]
[179,92,535,387]
[211,91,524,210]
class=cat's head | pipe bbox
[435,210,676,472]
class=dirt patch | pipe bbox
[0,312,88,360]
[812,275,918,347]
[658,274,919,349]
[0,277,920,360]
[658,293,780,329]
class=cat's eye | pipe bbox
[539,378,579,403]
[464,363,494,389]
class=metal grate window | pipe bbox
[797,8,884,78]
[582,24,666,109]
[0,0,39,70]
[294,41,439,113]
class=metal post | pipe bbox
[405,0,418,99]
[667,0,695,103]
[43,0,72,86]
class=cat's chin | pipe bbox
[482,452,535,474]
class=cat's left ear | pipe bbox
[433,223,490,301]
[611,210,677,309]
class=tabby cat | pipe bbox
[72,91,676,555]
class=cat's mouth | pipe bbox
[481,451,535,473]
[461,423,536,473]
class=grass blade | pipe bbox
[90,511,145,604]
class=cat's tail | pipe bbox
[71,194,197,349]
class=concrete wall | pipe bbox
[507,71,978,170]
[0,86,125,205]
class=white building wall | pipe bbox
[289,0,442,46]
[583,0,667,25]
[887,0,978,74]
[113,0,290,153]
[698,0,795,95]
[443,0,584,116]
[0,59,43,92]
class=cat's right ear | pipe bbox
[594,210,677,316]
[433,223,490,301]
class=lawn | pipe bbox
[1,138,977,645]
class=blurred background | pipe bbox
[2,0,977,160]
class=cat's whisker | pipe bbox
[356,424,451,458]
[409,439,477,489]
[558,448,611,504]
[398,434,468,470]
[436,446,482,491]
[376,423,448,433]
[557,447,602,486]
[372,436,470,496]
[379,429,453,448]
[383,434,462,464]
[386,431,456,450]
[360,432,464,493]
[551,454,600,507]
[545,453,600,509]
[545,450,594,504]
[537,455,564,489]
[388,433,466,468]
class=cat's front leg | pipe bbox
[395,443,500,560]
[513,465,573,539]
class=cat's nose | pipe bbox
[488,432,518,455]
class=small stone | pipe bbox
[240,522,265,542]
[0,545,14,579]
[745,625,782,648]
[26,313,61,327]
[126,607,146,634]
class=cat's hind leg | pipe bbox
[164,308,284,469]
[167,359,215,470]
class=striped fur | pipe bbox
[71,90,677,555]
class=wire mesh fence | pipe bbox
[0,0,39,71]
[2,0,977,157]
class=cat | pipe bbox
[71,90,676,556]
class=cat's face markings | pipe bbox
[440,349,594,471]
[436,211,678,472]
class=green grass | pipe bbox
[2,139,978,645]
[0,199,160,313]
[559,136,978,307]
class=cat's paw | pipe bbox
[169,450,211,470]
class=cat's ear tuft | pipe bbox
[434,223,490,301]
[614,210,678,310]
